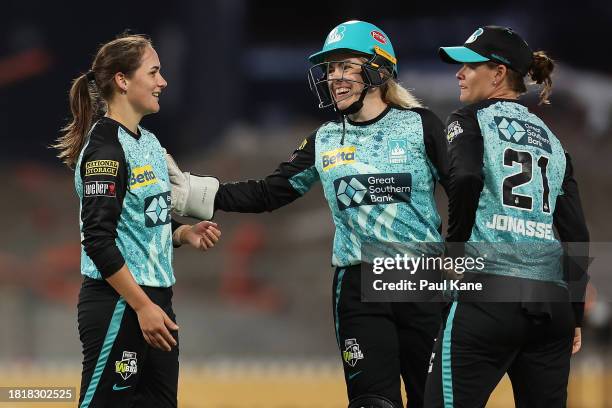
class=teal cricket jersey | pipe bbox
[215,106,449,267]
[75,117,175,287]
[446,98,578,282]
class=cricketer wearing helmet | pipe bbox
[167,21,449,408]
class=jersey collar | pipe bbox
[100,116,142,140]
[346,105,392,127]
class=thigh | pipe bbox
[132,303,179,408]
[78,282,148,408]
[394,302,443,408]
[424,302,522,408]
[508,303,574,408]
[334,266,403,407]
[339,313,402,407]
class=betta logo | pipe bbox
[129,165,158,190]
[371,31,387,44]
[321,146,356,171]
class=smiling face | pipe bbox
[125,46,167,115]
[325,53,368,111]
[455,62,499,104]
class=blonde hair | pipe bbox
[381,79,423,109]
[349,55,423,109]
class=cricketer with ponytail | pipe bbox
[53,34,221,407]
[423,26,590,407]
[166,21,450,408]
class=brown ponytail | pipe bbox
[506,50,555,106]
[53,73,98,168]
[52,34,151,168]
[529,51,554,105]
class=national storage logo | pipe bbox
[84,160,119,177]
[322,146,355,171]
[334,173,412,210]
[130,165,158,190]
[494,117,552,153]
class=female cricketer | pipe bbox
[53,34,221,408]
[167,21,449,408]
[424,26,590,407]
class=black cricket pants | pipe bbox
[333,265,443,408]
[424,301,575,408]
[77,277,179,408]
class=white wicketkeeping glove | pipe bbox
[165,153,219,220]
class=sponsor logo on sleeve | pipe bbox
[84,181,116,197]
[85,160,119,177]
[334,173,412,210]
[289,138,309,162]
[447,121,464,143]
[129,165,158,190]
[322,146,356,171]
[144,191,172,227]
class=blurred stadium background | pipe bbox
[1,0,611,406]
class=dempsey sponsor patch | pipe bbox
[334,173,412,210]
[130,165,158,190]
[85,160,119,177]
[84,181,116,197]
[322,146,356,171]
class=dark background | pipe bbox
[1,1,611,406]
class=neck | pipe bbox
[106,98,142,134]
[488,86,520,101]
[346,91,388,122]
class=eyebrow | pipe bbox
[149,65,160,72]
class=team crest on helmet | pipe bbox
[326,26,346,45]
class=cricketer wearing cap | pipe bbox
[424,26,590,408]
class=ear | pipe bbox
[494,64,508,85]
[113,72,128,93]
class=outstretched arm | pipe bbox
[167,133,319,219]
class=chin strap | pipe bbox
[336,87,369,145]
